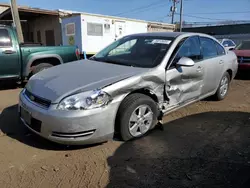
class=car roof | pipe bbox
[126,31,214,39]
[130,32,183,38]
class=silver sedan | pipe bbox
[18,32,238,145]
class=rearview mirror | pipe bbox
[223,44,229,47]
[176,57,195,67]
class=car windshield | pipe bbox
[236,41,250,50]
[90,35,174,68]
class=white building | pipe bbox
[60,9,175,55]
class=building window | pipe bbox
[65,23,75,36]
[37,30,41,43]
[0,29,12,47]
[87,22,103,36]
[104,23,111,33]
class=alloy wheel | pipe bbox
[128,104,153,137]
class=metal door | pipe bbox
[0,28,19,77]
[114,21,126,41]
[166,62,205,107]
[199,37,225,94]
[165,36,205,108]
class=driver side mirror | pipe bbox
[176,57,195,67]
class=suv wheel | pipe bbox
[117,93,158,141]
[31,63,53,76]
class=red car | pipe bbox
[233,40,250,73]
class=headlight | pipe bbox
[57,90,112,110]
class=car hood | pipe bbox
[233,50,250,57]
[26,60,149,103]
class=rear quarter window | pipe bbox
[215,42,226,56]
[200,37,218,59]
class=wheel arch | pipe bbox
[24,54,63,77]
[226,69,233,81]
[113,88,160,136]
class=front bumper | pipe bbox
[18,90,120,145]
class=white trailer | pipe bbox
[60,11,175,56]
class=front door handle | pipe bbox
[219,60,224,64]
[2,50,16,54]
[197,66,202,72]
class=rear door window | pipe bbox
[200,37,218,59]
[215,42,226,56]
[0,29,12,47]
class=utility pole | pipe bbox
[170,0,177,24]
[179,0,183,31]
[10,0,23,43]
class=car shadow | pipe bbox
[107,111,250,188]
[235,73,250,80]
[0,81,20,91]
[0,104,101,151]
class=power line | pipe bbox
[156,12,234,23]
[112,0,166,16]
[183,14,231,21]
[122,3,169,16]
[186,11,250,15]
[181,13,231,21]
[163,12,231,21]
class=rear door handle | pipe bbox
[2,50,16,54]
[219,60,224,64]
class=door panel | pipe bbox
[200,57,224,95]
[114,21,126,41]
[200,37,225,94]
[0,28,19,77]
[166,62,204,107]
[165,35,204,108]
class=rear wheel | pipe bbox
[214,72,230,101]
[116,93,158,141]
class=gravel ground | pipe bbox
[0,78,250,188]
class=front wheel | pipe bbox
[214,72,230,101]
[116,93,158,141]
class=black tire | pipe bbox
[116,93,159,141]
[31,63,53,76]
[214,72,230,101]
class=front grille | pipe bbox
[24,89,51,108]
[237,56,250,64]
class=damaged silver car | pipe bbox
[18,32,238,145]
